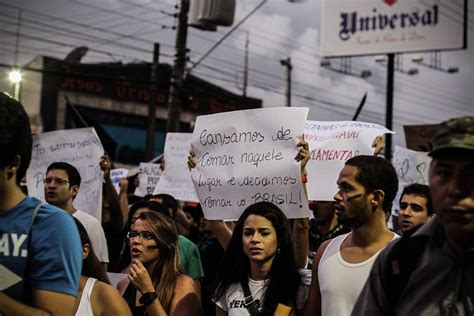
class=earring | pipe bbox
[277,248,281,255]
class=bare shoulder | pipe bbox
[175,274,199,294]
[92,281,131,316]
[169,275,200,315]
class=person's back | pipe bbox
[305,155,399,316]
[0,91,82,315]
[74,218,131,316]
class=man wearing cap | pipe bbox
[352,116,474,315]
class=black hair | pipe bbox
[0,92,32,185]
[345,155,398,214]
[151,193,178,217]
[46,162,82,186]
[182,204,203,223]
[400,183,433,216]
[73,218,109,283]
[213,202,301,315]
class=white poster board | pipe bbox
[153,133,199,202]
[392,145,431,215]
[304,121,394,201]
[321,0,466,57]
[190,107,310,220]
[26,128,104,220]
[110,168,129,194]
[134,163,162,197]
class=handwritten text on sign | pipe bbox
[154,133,198,202]
[304,121,394,201]
[191,107,309,220]
[26,128,104,220]
[134,163,162,197]
[391,145,432,215]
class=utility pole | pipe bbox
[385,53,395,161]
[146,43,160,161]
[280,57,292,107]
[243,31,249,97]
[166,0,190,132]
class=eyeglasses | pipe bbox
[44,177,70,186]
[126,231,154,240]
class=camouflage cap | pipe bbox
[429,116,474,157]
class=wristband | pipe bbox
[139,292,158,305]
[301,173,308,184]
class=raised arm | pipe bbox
[293,139,310,268]
[101,155,124,232]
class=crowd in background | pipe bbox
[1,91,472,316]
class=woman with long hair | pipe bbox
[117,211,200,315]
[213,202,308,315]
[74,218,131,316]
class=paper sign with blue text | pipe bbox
[26,128,104,220]
[190,107,310,220]
[111,168,129,193]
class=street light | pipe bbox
[8,69,22,83]
[8,69,22,100]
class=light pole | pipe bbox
[8,69,22,101]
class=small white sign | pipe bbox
[392,145,432,215]
[134,163,162,197]
[154,133,199,202]
[321,0,466,57]
[304,120,394,201]
[110,168,129,193]
[191,107,310,220]
[26,128,104,220]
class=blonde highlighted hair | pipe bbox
[137,211,182,313]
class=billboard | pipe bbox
[321,0,467,57]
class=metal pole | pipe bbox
[146,43,160,161]
[280,57,292,107]
[385,53,395,161]
[243,31,249,97]
[166,0,189,132]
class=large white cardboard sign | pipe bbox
[321,0,466,57]
[26,128,104,220]
[304,121,394,201]
[153,133,199,202]
[134,163,162,197]
[391,145,431,215]
[191,107,310,220]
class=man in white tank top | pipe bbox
[305,155,399,316]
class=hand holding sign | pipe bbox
[190,107,310,220]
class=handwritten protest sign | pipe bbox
[134,163,162,197]
[304,121,394,201]
[153,133,199,202]
[392,145,432,215]
[26,128,104,220]
[111,168,129,193]
[190,107,310,220]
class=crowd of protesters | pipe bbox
[0,90,472,316]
